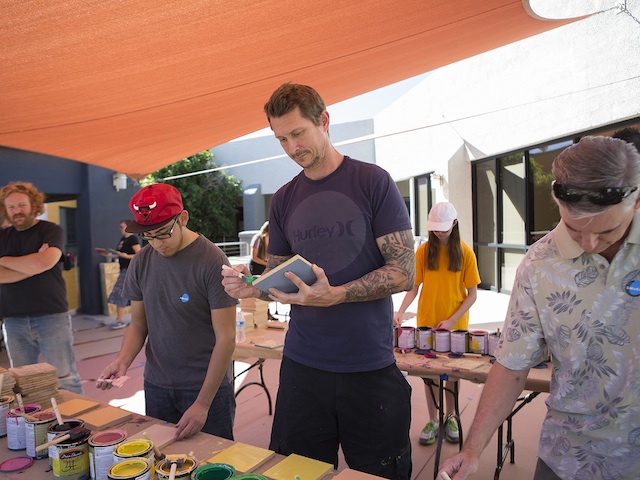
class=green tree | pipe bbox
[144,150,243,242]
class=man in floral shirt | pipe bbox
[441,135,640,480]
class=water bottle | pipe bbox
[236,310,246,343]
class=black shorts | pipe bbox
[269,356,412,480]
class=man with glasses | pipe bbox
[97,183,237,441]
[441,136,640,480]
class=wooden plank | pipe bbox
[207,442,275,473]
[57,398,101,417]
[263,454,333,480]
[77,405,132,430]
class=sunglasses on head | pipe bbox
[552,181,638,206]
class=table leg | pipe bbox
[233,358,273,415]
[426,374,463,480]
[493,391,540,479]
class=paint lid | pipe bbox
[0,456,33,473]
[108,458,150,478]
[27,410,57,423]
[90,429,127,447]
[114,438,153,457]
[192,463,236,480]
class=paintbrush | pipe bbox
[143,432,165,462]
[50,397,64,426]
[10,409,38,422]
[96,376,130,388]
[35,426,90,451]
[16,392,25,413]
[165,451,193,480]
[222,264,260,284]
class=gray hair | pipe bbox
[552,135,640,216]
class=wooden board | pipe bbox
[140,423,178,450]
[263,454,333,480]
[77,405,132,430]
[57,398,101,417]
[332,469,386,480]
[207,442,275,473]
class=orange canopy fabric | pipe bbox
[0,1,572,178]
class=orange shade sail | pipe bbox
[0,0,573,178]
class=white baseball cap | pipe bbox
[426,202,458,231]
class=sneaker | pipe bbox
[419,420,439,445]
[110,320,129,330]
[445,417,460,444]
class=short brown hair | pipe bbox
[0,182,46,218]
[264,83,326,126]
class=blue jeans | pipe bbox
[2,313,83,395]
[144,380,235,440]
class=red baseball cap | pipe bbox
[126,184,184,233]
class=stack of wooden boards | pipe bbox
[9,363,62,409]
[56,397,132,431]
[240,298,270,327]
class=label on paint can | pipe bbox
[450,330,468,354]
[397,327,415,349]
[417,327,432,350]
[51,428,91,480]
[48,420,86,467]
[434,329,450,352]
[6,403,41,450]
[469,330,488,355]
[25,410,57,459]
[89,429,128,480]
[0,395,14,437]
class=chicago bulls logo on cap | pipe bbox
[126,184,183,233]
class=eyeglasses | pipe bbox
[139,215,180,241]
[552,181,638,206]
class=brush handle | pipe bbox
[143,432,165,460]
[36,433,71,451]
[51,397,64,425]
[168,462,177,480]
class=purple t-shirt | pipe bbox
[269,157,411,372]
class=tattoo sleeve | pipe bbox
[344,229,416,303]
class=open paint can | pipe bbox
[51,427,92,480]
[469,330,488,355]
[232,475,269,480]
[487,332,501,357]
[7,403,41,450]
[191,463,236,480]
[397,326,415,349]
[434,329,450,352]
[450,330,468,354]
[155,453,198,479]
[107,458,151,480]
[89,429,127,480]
[25,410,57,459]
[113,438,155,477]
[416,327,432,350]
[0,395,15,437]
[48,419,85,466]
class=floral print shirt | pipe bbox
[495,215,640,480]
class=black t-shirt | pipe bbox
[0,221,68,317]
[116,234,141,269]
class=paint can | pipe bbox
[433,328,450,352]
[6,403,41,450]
[50,427,91,479]
[0,395,15,437]
[191,463,236,480]
[469,330,488,355]
[416,327,432,350]
[155,453,198,479]
[450,330,468,354]
[107,458,151,480]
[49,419,86,466]
[113,438,155,477]
[89,429,127,480]
[232,475,269,480]
[397,326,415,349]
[487,331,501,357]
[25,410,57,459]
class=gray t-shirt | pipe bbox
[124,235,237,389]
